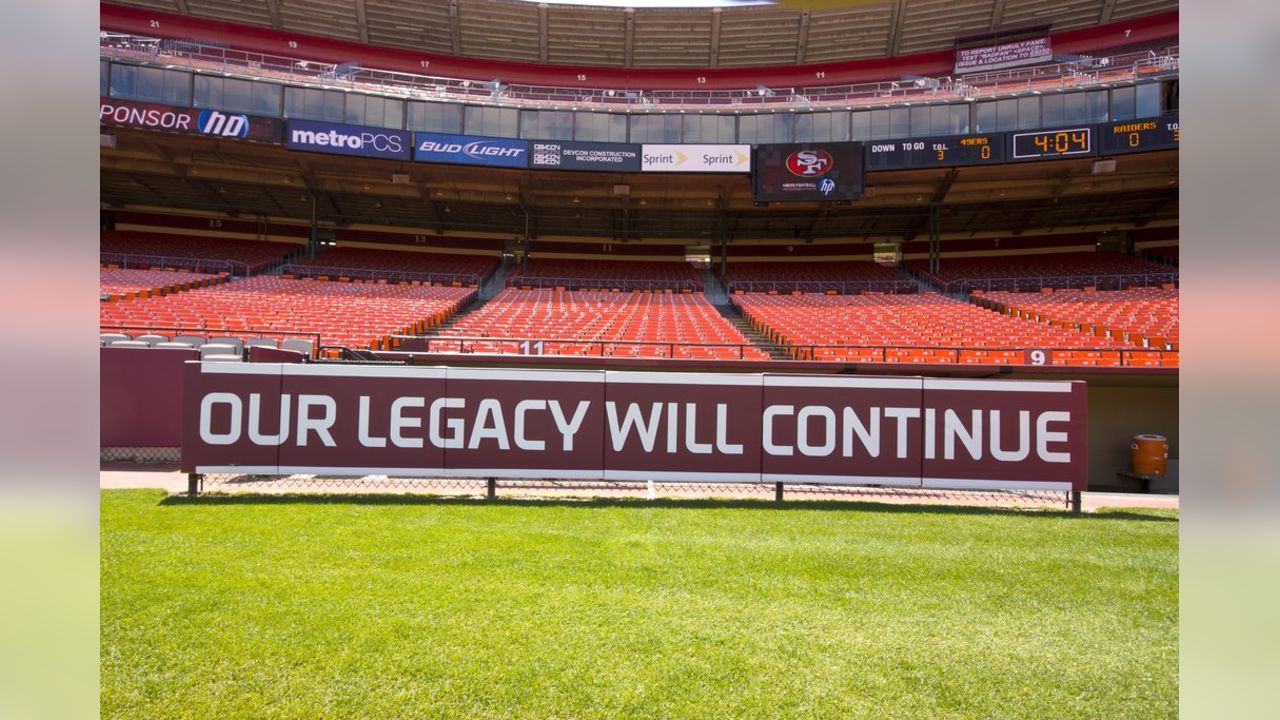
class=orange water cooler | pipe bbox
[1131,434,1169,477]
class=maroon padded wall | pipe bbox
[101,347,198,447]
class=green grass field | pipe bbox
[101,490,1177,719]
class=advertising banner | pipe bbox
[955,36,1053,74]
[641,144,751,173]
[413,132,529,168]
[285,119,411,161]
[99,97,283,144]
[183,365,1087,491]
[529,140,642,172]
[752,142,864,202]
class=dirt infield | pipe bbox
[100,466,1178,512]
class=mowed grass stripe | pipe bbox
[101,490,1177,719]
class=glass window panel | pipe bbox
[794,113,818,142]
[576,112,616,141]
[1112,87,1136,121]
[629,115,653,142]
[501,108,519,137]
[1041,94,1065,126]
[795,111,850,142]
[683,115,707,143]
[162,69,190,105]
[974,101,997,133]
[1087,90,1109,122]
[741,114,791,144]
[465,105,489,135]
[909,106,931,137]
[322,90,344,122]
[574,112,602,141]
[1017,96,1040,129]
[889,107,909,138]
[384,98,403,129]
[950,104,970,134]
[667,114,685,142]
[995,98,1018,130]
[135,67,164,102]
[252,82,281,117]
[108,64,136,99]
[1136,82,1161,118]
[221,78,252,114]
[685,114,732,143]
[365,97,386,128]
[520,110,539,139]
[1062,92,1087,123]
[343,94,364,125]
[192,75,219,109]
[869,109,891,139]
[521,110,573,140]
[608,114,628,142]
[828,111,849,141]
[407,102,461,133]
[100,61,109,97]
[850,111,870,141]
[929,105,950,135]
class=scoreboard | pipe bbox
[1099,116,1180,155]
[862,113,1178,172]
[865,133,1004,171]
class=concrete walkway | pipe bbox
[101,466,1178,512]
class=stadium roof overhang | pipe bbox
[103,0,1178,69]
[100,127,1177,243]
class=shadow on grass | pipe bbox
[156,492,1176,523]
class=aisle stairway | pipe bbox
[713,303,791,360]
[699,267,729,306]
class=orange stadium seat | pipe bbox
[509,259,702,291]
[100,276,475,350]
[978,287,1179,351]
[907,251,1177,292]
[101,230,300,275]
[723,260,915,294]
[100,268,221,299]
[288,246,498,284]
[435,288,769,360]
[732,292,1134,367]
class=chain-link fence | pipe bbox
[190,472,1075,511]
[101,447,180,464]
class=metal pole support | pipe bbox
[1070,490,1082,514]
[187,472,201,497]
[775,482,784,502]
[487,478,497,500]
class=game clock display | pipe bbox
[1009,127,1097,161]
[864,133,1005,170]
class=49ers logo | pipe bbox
[786,149,833,177]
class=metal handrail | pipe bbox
[393,334,766,360]
[281,263,483,286]
[100,252,251,277]
[506,276,703,292]
[99,324,322,346]
[100,32,1178,112]
[788,343,1176,367]
[725,279,917,294]
[936,272,1179,294]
